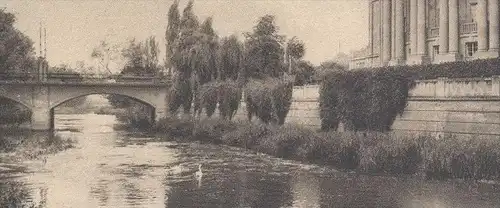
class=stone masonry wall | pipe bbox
[230,77,500,138]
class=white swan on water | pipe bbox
[195,164,203,178]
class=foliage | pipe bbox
[197,81,219,117]
[244,74,294,125]
[0,98,31,126]
[115,103,154,130]
[319,68,414,132]
[167,1,223,116]
[218,35,244,81]
[168,78,193,115]
[243,15,286,79]
[153,116,194,138]
[0,10,37,74]
[192,118,239,143]
[319,58,500,133]
[0,181,38,208]
[171,0,200,80]
[285,36,305,73]
[156,117,500,181]
[292,60,315,86]
[120,36,161,76]
[217,80,242,120]
[197,79,242,119]
[90,40,121,74]
[354,57,500,80]
[107,37,161,110]
[165,0,181,72]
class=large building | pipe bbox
[350,0,500,69]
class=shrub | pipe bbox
[244,74,294,125]
[319,68,415,132]
[220,121,273,148]
[217,80,242,120]
[168,78,193,115]
[356,132,423,174]
[198,81,219,117]
[155,116,500,181]
[258,124,323,162]
[319,131,361,169]
[154,116,194,138]
[197,79,243,120]
[424,134,500,180]
[319,58,500,132]
[0,99,31,126]
[192,118,239,143]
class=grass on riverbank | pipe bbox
[0,132,76,162]
[153,117,500,181]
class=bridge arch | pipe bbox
[49,93,158,129]
[50,92,156,111]
[0,95,33,111]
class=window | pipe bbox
[428,0,439,28]
[459,0,477,23]
[465,41,478,57]
[432,45,440,60]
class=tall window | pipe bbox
[372,0,381,55]
[404,0,410,42]
[427,0,440,28]
[465,41,478,57]
[432,45,440,60]
[459,0,477,23]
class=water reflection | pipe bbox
[1,114,500,207]
[291,173,320,208]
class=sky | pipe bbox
[2,0,368,71]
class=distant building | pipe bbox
[350,0,500,69]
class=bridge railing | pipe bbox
[0,72,172,84]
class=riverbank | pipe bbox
[0,132,76,164]
[153,117,500,181]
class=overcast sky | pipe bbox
[2,0,368,70]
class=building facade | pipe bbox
[350,0,500,69]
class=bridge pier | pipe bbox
[154,107,168,122]
[31,108,54,131]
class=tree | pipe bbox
[285,36,305,73]
[218,35,244,81]
[243,15,286,79]
[165,0,181,75]
[292,60,315,86]
[108,37,161,109]
[169,0,200,115]
[120,37,160,76]
[0,9,37,74]
[91,40,121,75]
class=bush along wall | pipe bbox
[319,68,414,132]
[197,79,243,120]
[244,74,294,125]
[319,57,500,132]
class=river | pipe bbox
[1,113,500,208]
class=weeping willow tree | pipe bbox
[216,36,244,120]
[191,17,219,117]
[168,0,221,119]
[165,0,181,76]
[169,0,200,116]
[242,15,296,125]
[196,35,244,120]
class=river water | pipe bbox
[1,114,500,208]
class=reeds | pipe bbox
[154,117,500,181]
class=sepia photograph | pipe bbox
[1,0,500,207]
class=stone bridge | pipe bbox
[0,80,170,130]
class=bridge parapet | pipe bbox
[0,72,172,85]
